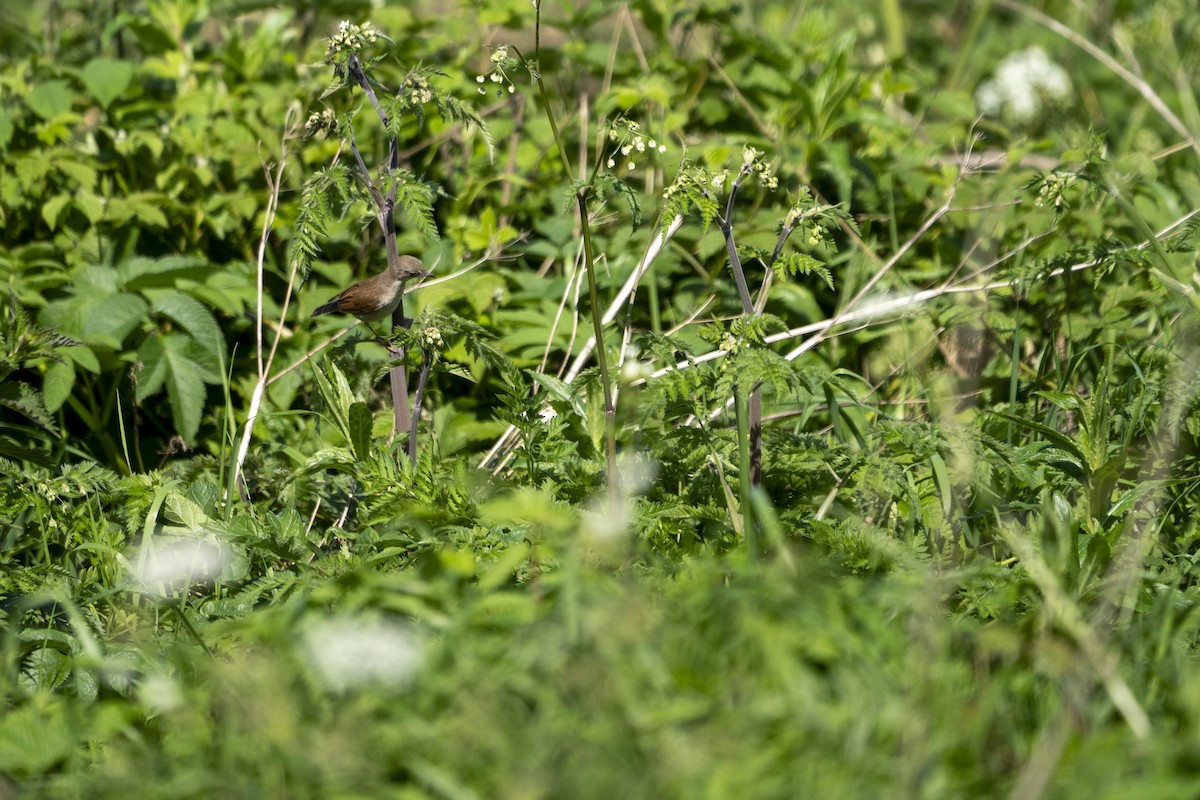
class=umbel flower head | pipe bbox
[605,117,667,173]
[476,44,518,96]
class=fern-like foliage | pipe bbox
[562,173,642,231]
[290,165,357,277]
[661,161,721,238]
[381,170,440,241]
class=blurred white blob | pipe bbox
[139,673,183,714]
[301,617,423,692]
[976,46,1073,124]
[135,537,233,596]
[582,451,658,545]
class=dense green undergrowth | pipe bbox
[4,0,1200,796]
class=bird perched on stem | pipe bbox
[311,254,427,341]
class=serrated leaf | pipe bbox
[80,57,135,108]
[134,333,168,402]
[300,447,358,475]
[1035,390,1081,412]
[312,359,355,442]
[0,381,57,433]
[117,255,209,289]
[56,160,97,190]
[529,371,585,417]
[163,336,207,444]
[162,492,210,530]
[81,293,148,348]
[152,291,223,363]
[42,195,70,230]
[27,80,73,120]
[62,345,100,374]
[348,401,373,462]
[43,359,74,413]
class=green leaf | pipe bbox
[80,58,135,108]
[0,381,56,433]
[79,293,148,349]
[135,333,169,402]
[529,371,585,417]
[0,701,79,775]
[62,344,100,374]
[1035,390,1081,413]
[41,195,71,230]
[162,335,207,443]
[117,255,209,289]
[0,108,13,151]
[107,194,169,228]
[348,401,373,462]
[26,80,73,120]
[43,359,75,413]
[151,291,223,363]
[312,359,355,443]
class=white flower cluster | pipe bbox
[1034,170,1077,209]
[605,118,666,173]
[476,45,517,96]
[304,108,339,138]
[976,46,1072,125]
[325,20,378,61]
[404,72,434,105]
[740,145,778,191]
[420,325,444,349]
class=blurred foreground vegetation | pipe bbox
[4,0,1200,796]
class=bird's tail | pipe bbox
[311,301,339,317]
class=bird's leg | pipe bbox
[361,321,393,350]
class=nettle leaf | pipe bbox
[151,291,223,364]
[26,80,73,120]
[40,292,148,350]
[79,57,135,109]
[529,371,587,418]
[43,359,74,413]
[41,195,70,230]
[135,333,168,402]
[117,255,209,289]
[162,335,209,444]
[106,193,169,228]
[135,333,216,442]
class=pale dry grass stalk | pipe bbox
[480,214,684,471]
[232,102,302,497]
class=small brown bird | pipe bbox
[312,255,428,335]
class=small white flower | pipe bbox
[658,144,667,153]
[607,157,615,168]
[476,75,484,83]
[339,20,350,32]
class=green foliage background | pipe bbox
[4,0,1200,796]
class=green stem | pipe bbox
[529,9,617,507]
[578,192,618,508]
[735,381,755,556]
